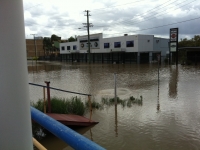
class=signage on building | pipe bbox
[80,38,99,50]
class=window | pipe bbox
[126,41,134,47]
[67,46,70,50]
[73,45,77,50]
[114,42,121,48]
[104,43,110,48]
[61,46,65,50]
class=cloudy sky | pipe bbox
[23,0,200,40]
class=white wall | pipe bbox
[137,35,154,52]
[102,35,138,53]
[60,41,78,54]
[153,38,169,56]
[60,33,169,55]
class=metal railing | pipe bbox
[31,107,105,150]
[29,82,93,120]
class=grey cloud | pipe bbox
[25,18,38,27]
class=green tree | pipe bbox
[43,37,52,56]
[68,36,77,42]
[179,35,200,47]
[51,34,61,43]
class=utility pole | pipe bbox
[83,10,93,63]
[30,34,37,58]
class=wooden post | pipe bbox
[32,138,47,150]
[45,81,51,113]
[43,87,46,114]
[88,95,92,121]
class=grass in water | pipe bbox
[101,96,143,107]
[31,96,86,116]
[31,95,143,139]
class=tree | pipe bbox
[179,35,200,47]
[43,37,52,56]
[51,34,61,43]
[68,36,77,42]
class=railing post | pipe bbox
[45,81,51,113]
[43,87,46,113]
[88,95,92,121]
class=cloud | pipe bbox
[23,0,200,40]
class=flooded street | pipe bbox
[28,61,200,150]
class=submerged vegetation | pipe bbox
[31,96,85,116]
[31,95,143,114]
[101,96,143,107]
[31,95,143,139]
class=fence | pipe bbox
[29,82,93,120]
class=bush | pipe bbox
[31,96,86,116]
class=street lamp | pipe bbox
[30,34,37,59]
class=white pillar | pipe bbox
[0,1,33,149]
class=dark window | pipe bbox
[67,46,70,50]
[61,46,65,50]
[104,43,110,48]
[73,45,77,50]
[80,40,88,42]
[114,42,121,48]
[126,41,134,47]
[90,38,99,41]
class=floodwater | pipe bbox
[28,61,200,150]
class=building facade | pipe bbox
[60,33,169,63]
[26,39,44,59]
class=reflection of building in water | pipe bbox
[169,66,178,98]
[27,61,62,73]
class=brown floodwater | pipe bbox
[28,61,200,150]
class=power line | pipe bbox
[91,0,143,12]
[91,0,195,29]
[104,16,200,36]
[91,0,179,26]
[113,0,193,26]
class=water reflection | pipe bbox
[40,126,94,150]
[169,66,178,98]
[115,105,118,137]
[28,61,200,150]
[89,128,93,141]
[157,83,160,112]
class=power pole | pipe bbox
[83,10,93,63]
[30,34,37,58]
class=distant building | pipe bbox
[60,33,169,63]
[26,39,44,59]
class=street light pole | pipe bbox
[83,10,93,63]
[86,10,91,63]
[31,34,37,58]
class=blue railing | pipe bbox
[31,107,105,150]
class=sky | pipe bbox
[23,0,200,40]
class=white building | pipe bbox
[60,33,169,63]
